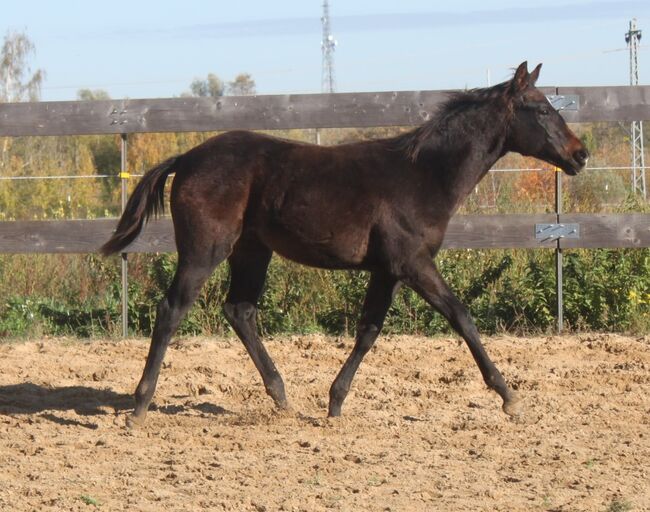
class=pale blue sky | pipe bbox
[2,0,649,101]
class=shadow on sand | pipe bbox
[0,382,230,429]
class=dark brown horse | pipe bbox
[102,62,588,427]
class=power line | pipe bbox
[1,166,644,182]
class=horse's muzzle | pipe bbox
[562,148,589,175]
[573,148,589,169]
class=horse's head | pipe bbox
[505,61,588,175]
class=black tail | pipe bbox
[100,156,178,256]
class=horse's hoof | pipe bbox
[271,392,289,410]
[327,405,342,418]
[267,382,288,410]
[275,399,291,412]
[125,413,145,429]
[502,392,524,417]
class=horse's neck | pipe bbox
[425,112,508,213]
[448,142,505,210]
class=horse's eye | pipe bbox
[539,106,551,116]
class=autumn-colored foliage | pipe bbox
[512,157,556,205]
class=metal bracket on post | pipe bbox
[535,223,580,243]
[546,94,579,112]
[108,102,141,130]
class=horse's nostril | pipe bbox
[574,149,589,165]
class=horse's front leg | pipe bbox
[328,272,399,417]
[403,255,522,416]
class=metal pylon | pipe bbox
[626,19,647,199]
[321,0,336,93]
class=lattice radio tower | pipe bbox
[321,0,337,93]
[626,18,646,199]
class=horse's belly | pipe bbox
[261,226,369,270]
[256,183,375,269]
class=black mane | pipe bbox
[396,81,513,162]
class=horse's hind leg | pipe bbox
[129,249,228,427]
[223,238,287,409]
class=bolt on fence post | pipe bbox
[555,166,563,333]
[120,133,129,338]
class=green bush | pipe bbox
[2,247,647,338]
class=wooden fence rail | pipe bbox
[1,86,650,137]
[1,214,648,254]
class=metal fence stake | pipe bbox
[120,134,128,338]
[555,167,563,333]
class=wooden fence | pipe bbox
[1,85,649,333]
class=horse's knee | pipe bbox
[223,301,256,326]
[355,323,380,353]
[156,297,171,318]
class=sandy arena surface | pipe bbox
[0,333,648,511]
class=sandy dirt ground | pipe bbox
[0,333,648,511]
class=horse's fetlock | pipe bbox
[329,381,348,404]
[328,385,347,417]
[266,377,287,408]
[135,381,150,399]
[267,376,284,394]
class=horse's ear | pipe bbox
[510,61,529,94]
[529,63,542,85]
